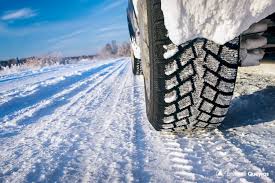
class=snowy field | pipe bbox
[0,58,274,182]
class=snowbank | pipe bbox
[161,0,275,45]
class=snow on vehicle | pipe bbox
[127,0,275,131]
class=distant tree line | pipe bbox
[98,40,131,59]
[0,53,63,70]
[0,40,131,71]
[0,58,27,70]
[0,53,97,70]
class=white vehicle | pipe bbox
[127,0,275,131]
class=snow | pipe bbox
[165,91,177,103]
[132,0,139,16]
[0,58,275,182]
[163,44,179,59]
[130,37,141,59]
[161,0,275,45]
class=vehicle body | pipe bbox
[127,0,275,131]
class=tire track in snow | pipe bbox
[0,75,67,105]
[0,60,129,183]
[0,63,123,139]
[154,129,273,183]
[0,61,118,120]
[223,125,275,181]
[0,61,121,105]
[131,77,152,183]
[80,63,133,182]
[34,61,130,183]
[0,66,82,105]
[119,75,197,183]
[122,75,273,183]
[0,67,61,83]
[0,66,109,127]
[53,60,132,182]
[166,130,274,183]
[161,134,197,183]
[82,72,153,183]
[0,60,127,183]
[0,61,124,126]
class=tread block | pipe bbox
[194,40,205,56]
[162,123,174,129]
[178,96,192,110]
[200,100,214,113]
[213,107,228,116]
[216,94,232,106]
[165,90,177,103]
[205,41,220,55]
[220,46,239,64]
[179,47,195,66]
[176,119,188,126]
[210,117,224,124]
[163,116,175,124]
[165,76,178,90]
[164,104,176,115]
[204,70,219,87]
[179,80,193,97]
[219,65,237,80]
[205,54,220,72]
[202,85,217,101]
[198,112,211,122]
[165,60,178,76]
[179,63,194,81]
[218,80,235,92]
[177,109,190,120]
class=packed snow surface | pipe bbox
[0,58,275,182]
[161,0,275,45]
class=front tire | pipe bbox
[138,0,240,131]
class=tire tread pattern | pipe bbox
[132,58,143,75]
[147,0,239,131]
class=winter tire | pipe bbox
[138,0,240,131]
[131,51,143,75]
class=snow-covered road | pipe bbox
[0,58,274,182]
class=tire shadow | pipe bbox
[220,86,275,130]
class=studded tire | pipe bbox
[131,54,143,75]
[139,0,240,131]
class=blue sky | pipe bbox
[0,0,129,60]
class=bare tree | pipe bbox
[117,42,131,57]
[98,41,131,59]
